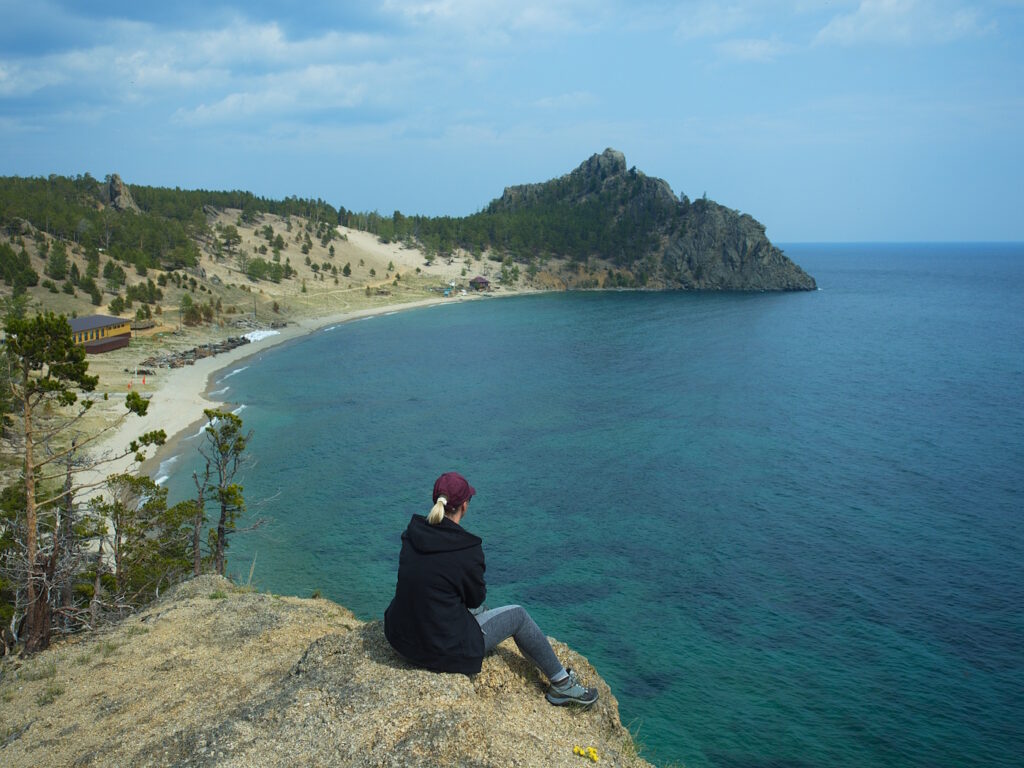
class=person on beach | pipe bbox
[384,471,598,707]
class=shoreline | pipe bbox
[92,293,498,492]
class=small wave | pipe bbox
[157,454,179,471]
[154,455,179,486]
[322,325,338,333]
[221,366,249,381]
[209,386,230,397]
[232,404,247,415]
[243,330,281,343]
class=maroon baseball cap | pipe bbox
[432,472,476,511]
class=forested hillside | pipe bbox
[0,174,338,279]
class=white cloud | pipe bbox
[178,90,290,124]
[815,0,995,45]
[533,91,598,110]
[123,58,226,92]
[0,60,66,97]
[174,62,380,125]
[716,36,789,61]
[675,4,751,40]
[180,20,380,68]
[380,0,605,38]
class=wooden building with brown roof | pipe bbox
[69,315,131,354]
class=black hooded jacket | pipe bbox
[384,514,487,674]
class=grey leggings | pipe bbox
[474,604,566,682]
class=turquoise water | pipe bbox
[162,243,1024,767]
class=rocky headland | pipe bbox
[0,576,655,768]
[490,148,816,292]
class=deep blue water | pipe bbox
[162,243,1024,768]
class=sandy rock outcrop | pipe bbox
[0,576,653,768]
[4,217,36,237]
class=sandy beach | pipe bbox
[83,294,495,495]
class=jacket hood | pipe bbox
[402,514,482,555]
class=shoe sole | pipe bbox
[545,693,598,707]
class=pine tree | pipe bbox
[194,409,251,576]
[2,312,165,654]
[94,475,193,608]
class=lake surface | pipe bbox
[162,243,1024,767]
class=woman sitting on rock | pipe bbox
[384,471,598,707]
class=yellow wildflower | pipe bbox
[572,745,600,762]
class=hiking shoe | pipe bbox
[546,669,598,707]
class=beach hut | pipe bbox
[69,315,132,354]
[469,276,490,291]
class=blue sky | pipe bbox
[1,1,1021,241]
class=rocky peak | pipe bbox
[498,148,642,209]
[104,173,140,213]
[574,147,627,179]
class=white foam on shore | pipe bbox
[209,386,230,397]
[243,329,280,343]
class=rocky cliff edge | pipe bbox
[0,576,655,768]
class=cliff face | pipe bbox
[0,576,654,768]
[495,148,816,291]
[665,197,817,291]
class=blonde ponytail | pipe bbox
[427,496,447,524]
